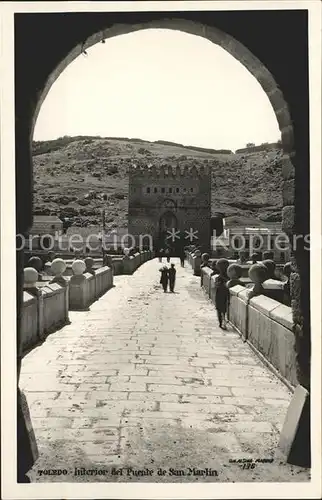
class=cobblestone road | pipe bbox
[20,258,309,482]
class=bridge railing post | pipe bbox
[69,260,90,311]
[49,258,69,323]
[23,267,44,344]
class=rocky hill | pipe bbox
[32,136,283,232]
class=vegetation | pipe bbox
[32,135,283,231]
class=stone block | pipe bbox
[160,401,238,414]
[128,392,178,402]
[282,205,295,234]
[275,106,292,130]
[192,255,201,276]
[263,279,284,290]
[226,421,274,433]
[228,292,248,339]
[109,382,147,392]
[256,70,278,95]
[291,299,302,326]
[267,87,288,113]
[229,285,244,297]
[269,303,293,330]
[237,288,251,303]
[283,179,295,206]
[249,295,280,317]
[231,386,289,399]
[278,385,310,467]
[201,267,212,296]
[21,292,39,353]
[290,272,301,302]
[289,255,298,272]
[281,155,295,180]
[269,320,298,385]
[247,301,298,386]
[281,125,295,153]
[262,279,285,302]
[69,274,90,311]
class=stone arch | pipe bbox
[159,210,178,232]
[28,18,306,388]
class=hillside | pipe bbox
[32,136,283,232]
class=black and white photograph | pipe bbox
[1,1,321,498]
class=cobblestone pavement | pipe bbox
[20,258,310,482]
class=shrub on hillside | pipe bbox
[113,192,125,200]
[107,165,118,175]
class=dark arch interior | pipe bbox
[14,10,311,476]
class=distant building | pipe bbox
[99,228,130,250]
[26,215,63,251]
[212,219,290,263]
[30,215,63,236]
[128,163,211,252]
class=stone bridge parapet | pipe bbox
[199,264,296,388]
[21,251,154,354]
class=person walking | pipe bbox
[165,247,170,263]
[214,274,230,329]
[168,263,176,292]
[159,265,169,292]
[179,250,185,267]
[158,248,164,263]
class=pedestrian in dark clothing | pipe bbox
[158,248,164,263]
[168,263,176,292]
[165,247,170,263]
[214,274,230,329]
[210,261,217,276]
[179,251,185,267]
[159,266,169,292]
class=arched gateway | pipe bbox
[14,11,311,480]
[128,163,211,253]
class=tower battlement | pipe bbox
[129,163,210,179]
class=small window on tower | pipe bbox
[161,187,165,193]
[169,187,172,193]
[154,187,158,193]
[183,188,187,192]
[146,187,150,193]
[176,187,179,193]
[190,187,194,192]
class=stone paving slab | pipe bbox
[19,258,310,482]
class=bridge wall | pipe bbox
[44,251,153,277]
[42,283,69,335]
[21,253,153,354]
[21,284,68,354]
[247,296,297,386]
[200,267,297,387]
[95,266,113,298]
[21,292,38,353]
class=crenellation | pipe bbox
[129,163,211,181]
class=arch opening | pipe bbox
[32,23,288,254]
[14,14,311,479]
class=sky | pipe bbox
[33,29,281,151]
